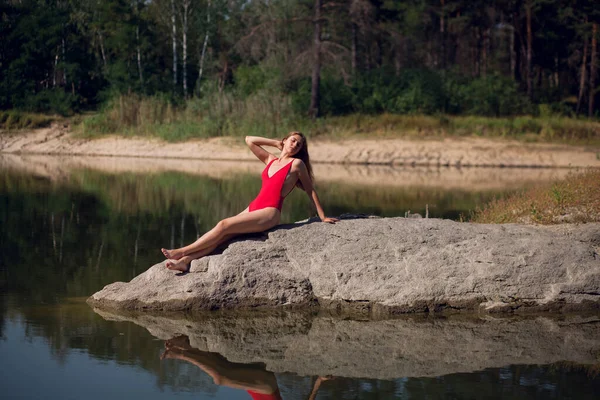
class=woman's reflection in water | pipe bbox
[160,336,331,400]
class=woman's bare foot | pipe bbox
[161,336,192,359]
[161,248,183,260]
[160,347,188,360]
[166,258,190,272]
[166,335,192,350]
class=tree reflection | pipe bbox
[0,167,511,303]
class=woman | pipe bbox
[161,132,338,272]
[160,335,333,400]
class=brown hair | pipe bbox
[284,131,313,191]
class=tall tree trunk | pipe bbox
[577,34,588,114]
[62,38,67,85]
[53,47,59,87]
[309,0,322,119]
[512,10,525,82]
[136,26,144,91]
[440,0,445,70]
[171,0,177,89]
[554,54,559,87]
[510,24,516,79]
[134,1,144,91]
[589,22,598,117]
[351,23,358,75]
[197,0,211,93]
[98,31,107,67]
[482,28,489,76]
[182,0,189,98]
[526,1,533,99]
[394,43,402,76]
[474,27,480,76]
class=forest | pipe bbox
[1,0,599,129]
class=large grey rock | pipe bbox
[93,309,600,379]
[88,217,600,315]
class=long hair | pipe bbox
[284,131,313,191]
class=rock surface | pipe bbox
[94,309,600,379]
[88,217,600,315]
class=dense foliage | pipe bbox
[1,0,599,119]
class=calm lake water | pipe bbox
[1,155,599,399]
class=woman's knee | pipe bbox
[214,219,227,235]
[215,218,233,234]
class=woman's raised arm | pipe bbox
[245,136,282,164]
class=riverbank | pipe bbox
[1,123,600,168]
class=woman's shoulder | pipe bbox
[291,158,305,169]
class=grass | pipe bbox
[0,110,57,130]
[321,113,600,144]
[68,94,600,145]
[75,92,314,142]
[470,169,600,224]
[3,93,599,145]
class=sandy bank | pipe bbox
[1,124,599,168]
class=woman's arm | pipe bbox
[245,136,282,164]
[306,376,333,400]
[296,160,339,224]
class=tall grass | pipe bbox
[323,113,600,143]
[78,91,318,141]
[0,110,56,130]
[76,93,600,144]
[471,169,600,224]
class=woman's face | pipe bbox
[284,134,303,156]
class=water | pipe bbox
[1,154,598,399]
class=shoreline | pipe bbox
[0,153,575,191]
[1,124,599,168]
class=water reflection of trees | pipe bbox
[0,168,508,302]
[69,169,502,221]
[281,367,600,399]
[6,301,218,393]
[0,295,6,340]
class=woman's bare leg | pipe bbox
[162,208,279,265]
[165,233,236,272]
[161,336,279,395]
[162,208,251,260]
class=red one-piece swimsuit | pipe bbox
[248,158,294,212]
[247,390,283,400]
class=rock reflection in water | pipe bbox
[94,309,600,381]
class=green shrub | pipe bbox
[234,65,280,97]
[391,69,445,114]
[460,74,532,117]
[321,77,354,115]
[16,89,80,116]
[290,78,311,115]
[351,68,404,114]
